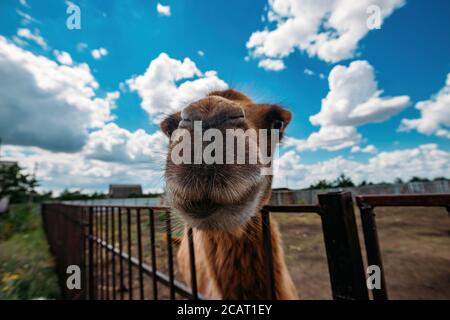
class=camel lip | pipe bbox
[167,185,254,212]
[169,193,231,218]
[174,202,251,231]
[166,181,265,231]
[165,175,260,207]
[175,199,221,218]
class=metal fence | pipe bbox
[270,180,450,205]
[41,192,450,300]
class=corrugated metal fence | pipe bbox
[270,180,450,205]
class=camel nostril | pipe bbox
[223,114,245,126]
[220,108,245,126]
[228,107,245,119]
[179,107,245,129]
[178,119,193,129]
[181,107,203,123]
[230,115,244,119]
[228,114,245,120]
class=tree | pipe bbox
[358,180,366,187]
[308,179,333,190]
[0,163,38,203]
[56,189,109,200]
[409,176,429,183]
[58,189,89,201]
[334,173,355,188]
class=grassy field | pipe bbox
[0,204,60,300]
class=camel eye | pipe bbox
[272,120,284,130]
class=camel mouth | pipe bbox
[165,172,265,231]
[172,195,220,218]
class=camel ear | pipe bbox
[160,112,181,137]
[262,104,292,137]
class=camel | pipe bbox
[160,89,298,299]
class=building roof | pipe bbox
[0,160,18,168]
[108,184,143,198]
[109,184,142,188]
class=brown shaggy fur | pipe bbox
[177,202,298,299]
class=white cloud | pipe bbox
[19,0,30,8]
[53,50,73,65]
[1,144,165,194]
[274,144,450,189]
[77,42,88,52]
[0,36,118,152]
[91,47,108,60]
[16,9,38,25]
[84,123,167,165]
[292,60,410,152]
[127,52,228,123]
[400,73,450,139]
[12,35,28,47]
[5,142,446,194]
[17,28,48,50]
[157,3,171,16]
[311,61,410,127]
[247,0,405,67]
[284,126,362,152]
[304,68,315,76]
[351,144,377,154]
[304,68,326,79]
[258,58,285,71]
[362,144,450,181]
[197,50,205,56]
[119,81,127,92]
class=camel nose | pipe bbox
[179,100,245,129]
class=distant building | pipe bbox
[0,161,18,170]
[272,187,291,192]
[0,161,18,181]
[0,196,10,215]
[0,161,17,212]
[108,184,143,198]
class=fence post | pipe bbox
[187,228,198,300]
[318,192,369,300]
[261,208,276,300]
[356,198,388,300]
[88,206,94,300]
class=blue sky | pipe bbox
[0,0,449,192]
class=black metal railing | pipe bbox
[355,194,450,300]
[41,192,450,300]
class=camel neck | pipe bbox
[196,214,296,299]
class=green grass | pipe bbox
[0,204,60,300]
[0,204,40,241]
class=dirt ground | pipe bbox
[276,206,450,299]
[95,206,450,300]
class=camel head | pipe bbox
[160,89,291,231]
